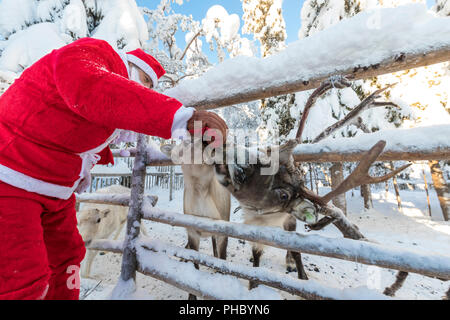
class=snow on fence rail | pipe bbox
[111,125,450,164]
[75,193,158,207]
[141,206,450,281]
[88,239,390,300]
[77,193,450,281]
[165,4,450,110]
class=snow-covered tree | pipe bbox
[140,0,208,90]
[241,0,297,142]
[140,1,259,130]
[242,0,286,57]
[433,0,450,15]
[298,0,364,39]
[0,0,148,76]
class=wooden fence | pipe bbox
[89,172,184,192]
[77,133,450,300]
[76,43,450,300]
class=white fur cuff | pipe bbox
[171,106,195,140]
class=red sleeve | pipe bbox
[52,41,183,139]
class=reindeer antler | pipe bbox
[292,77,409,206]
[289,77,411,238]
[319,141,411,204]
[297,141,411,207]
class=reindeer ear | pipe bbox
[101,209,111,217]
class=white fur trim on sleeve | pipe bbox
[171,106,195,140]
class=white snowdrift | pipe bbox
[165,4,450,106]
[91,0,148,51]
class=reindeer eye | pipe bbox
[96,218,101,223]
[276,189,290,202]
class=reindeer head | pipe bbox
[216,138,410,224]
[214,139,318,221]
[77,208,111,247]
[214,78,410,222]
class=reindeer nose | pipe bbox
[232,164,248,185]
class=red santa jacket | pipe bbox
[0,38,190,199]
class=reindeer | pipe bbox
[77,184,148,278]
[162,77,437,296]
[161,139,231,300]
[214,77,415,292]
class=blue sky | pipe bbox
[137,0,306,44]
[136,0,436,61]
[136,0,306,61]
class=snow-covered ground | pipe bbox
[79,182,450,300]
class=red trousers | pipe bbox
[0,181,86,300]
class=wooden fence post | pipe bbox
[117,134,148,285]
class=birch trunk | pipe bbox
[361,184,373,210]
[330,162,347,215]
[428,160,449,221]
[390,162,402,212]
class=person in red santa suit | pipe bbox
[0,37,228,300]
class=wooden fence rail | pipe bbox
[169,46,450,110]
[111,125,450,165]
[77,194,450,281]
[88,238,390,300]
